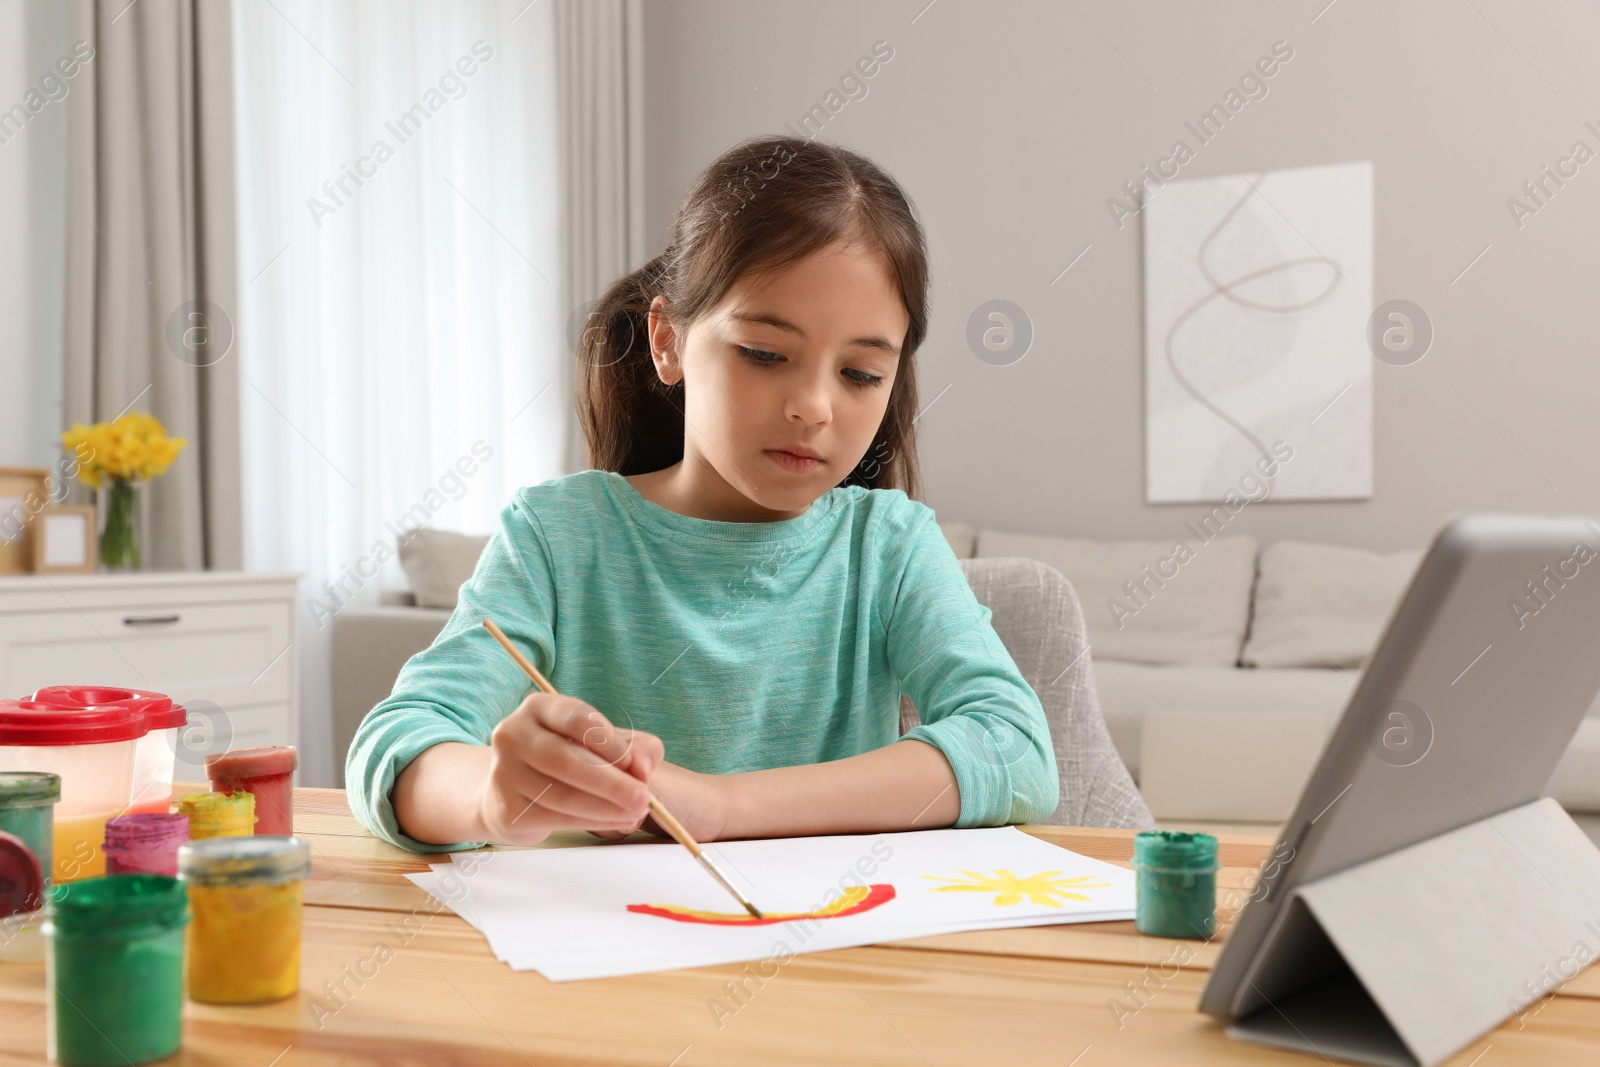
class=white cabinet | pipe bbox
[0,571,301,781]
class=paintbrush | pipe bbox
[482,618,764,920]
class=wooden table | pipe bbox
[2,786,1597,1065]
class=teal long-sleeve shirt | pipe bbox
[346,469,1060,852]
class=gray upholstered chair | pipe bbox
[900,557,1155,830]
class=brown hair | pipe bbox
[574,134,928,499]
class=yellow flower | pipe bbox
[60,412,185,489]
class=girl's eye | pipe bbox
[736,345,782,366]
[736,346,884,389]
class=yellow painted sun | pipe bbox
[920,869,1110,907]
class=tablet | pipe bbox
[1200,512,1600,1019]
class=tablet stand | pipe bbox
[1226,797,1600,1067]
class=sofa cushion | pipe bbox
[939,521,976,559]
[396,527,491,610]
[1241,541,1423,669]
[1140,708,1330,822]
[976,530,1257,666]
[1092,659,1359,780]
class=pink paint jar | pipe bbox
[204,746,297,836]
[32,687,187,815]
[103,813,191,877]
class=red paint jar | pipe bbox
[103,813,191,877]
[0,829,43,918]
[204,747,297,836]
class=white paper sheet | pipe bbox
[404,826,1135,981]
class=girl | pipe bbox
[347,134,1059,852]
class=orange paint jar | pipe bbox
[204,746,296,835]
[177,835,310,1004]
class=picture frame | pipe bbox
[32,505,98,574]
[0,467,52,575]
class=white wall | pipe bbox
[639,0,1600,551]
[0,0,68,469]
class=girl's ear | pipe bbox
[647,294,683,386]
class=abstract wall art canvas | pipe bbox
[1142,161,1374,503]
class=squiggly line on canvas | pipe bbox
[1163,171,1343,497]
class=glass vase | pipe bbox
[100,480,143,572]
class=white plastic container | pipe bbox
[0,700,144,883]
[31,687,186,815]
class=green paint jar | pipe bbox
[44,874,189,1066]
[1133,831,1218,940]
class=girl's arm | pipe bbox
[394,693,660,847]
[609,741,958,843]
[884,508,1060,827]
[393,740,494,844]
[347,492,607,852]
[714,737,960,839]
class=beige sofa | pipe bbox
[936,522,1600,821]
[941,525,1415,783]
[331,522,1600,818]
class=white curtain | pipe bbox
[232,0,564,786]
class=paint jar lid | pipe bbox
[0,830,43,919]
[0,772,61,806]
[104,813,191,853]
[205,745,297,780]
[30,686,186,731]
[1133,830,1219,872]
[179,835,311,887]
[0,700,147,745]
[47,874,189,934]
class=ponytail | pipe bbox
[573,250,685,476]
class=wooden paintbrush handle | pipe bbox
[484,620,556,693]
[646,796,701,856]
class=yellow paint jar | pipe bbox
[177,835,310,1003]
[178,790,256,839]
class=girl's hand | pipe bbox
[589,759,729,844]
[475,691,663,845]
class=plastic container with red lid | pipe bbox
[205,746,297,835]
[0,699,145,883]
[31,687,187,816]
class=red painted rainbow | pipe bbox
[627,883,895,926]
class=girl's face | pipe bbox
[647,240,909,522]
